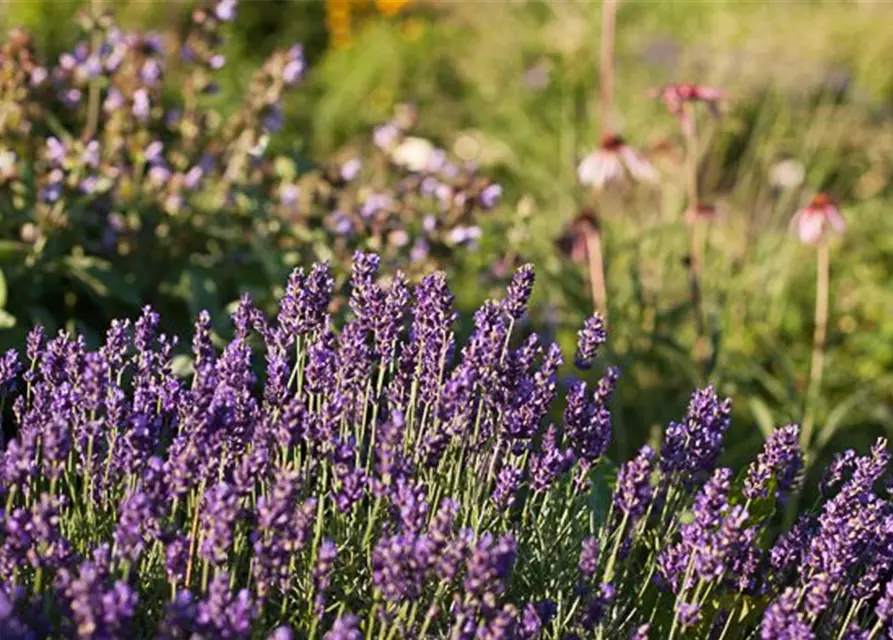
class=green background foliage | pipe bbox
[1,0,891,487]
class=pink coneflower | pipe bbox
[652,82,725,114]
[651,83,725,133]
[791,193,845,244]
[683,203,717,225]
[577,133,658,190]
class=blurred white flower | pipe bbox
[770,159,805,189]
[390,136,435,172]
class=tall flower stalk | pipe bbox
[587,0,618,325]
[796,194,845,454]
[653,83,724,368]
[802,239,829,453]
[682,101,707,361]
[599,0,617,137]
[575,0,656,325]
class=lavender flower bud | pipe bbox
[613,445,655,523]
[502,264,535,320]
[574,314,607,369]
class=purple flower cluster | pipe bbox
[744,424,803,501]
[0,252,888,638]
[659,386,732,490]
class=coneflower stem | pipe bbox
[801,240,830,456]
[682,101,708,365]
[600,0,617,136]
[585,227,609,327]
[83,0,103,142]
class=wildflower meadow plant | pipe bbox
[1,252,891,638]
[0,0,505,349]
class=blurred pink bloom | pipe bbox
[651,83,726,133]
[791,193,845,244]
[683,203,717,225]
[577,133,658,190]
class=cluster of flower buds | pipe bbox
[273,102,506,277]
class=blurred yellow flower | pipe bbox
[376,0,410,16]
[326,0,412,49]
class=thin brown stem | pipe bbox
[83,0,103,142]
[683,102,708,364]
[801,240,830,455]
[585,227,609,327]
[600,0,617,136]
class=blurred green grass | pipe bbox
[296,0,893,474]
[3,0,892,480]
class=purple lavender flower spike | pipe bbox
[578,537,600,580]
[305,326,338,395]
[502,264,535,320]
[464,533,518,606]
[410,271,457,408]
[743,424,803,501]
[56,546,138,639]
[675,602,701,630]
[196,572,257,638]
[563,367,619,463]
[580,583,615,631]
[325,614,362,640]
[373,271,409,364]
[349,251,382,326]
[492,465,523,512]
[0,350,21,398]
[267,626,294,640]
[876,579,893,627]
[574,314,607,369]
[199,482,240,566]
[613,445,655,523]
[760,588,814,640]
[660,386,732,490]
[277,262,334,339]
[529,425,575,493]
[313,539,337,618]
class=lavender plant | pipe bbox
[0,0,504,348]
[0,252,891,638]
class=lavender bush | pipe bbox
[0,0,503,349]
[0,252,890,638]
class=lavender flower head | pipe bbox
[660,386,732,489]
[502,263,535,320]
[325,615,362,640]
[744,424,803,501]
[613,445,655,523]
[574,314,607,369]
